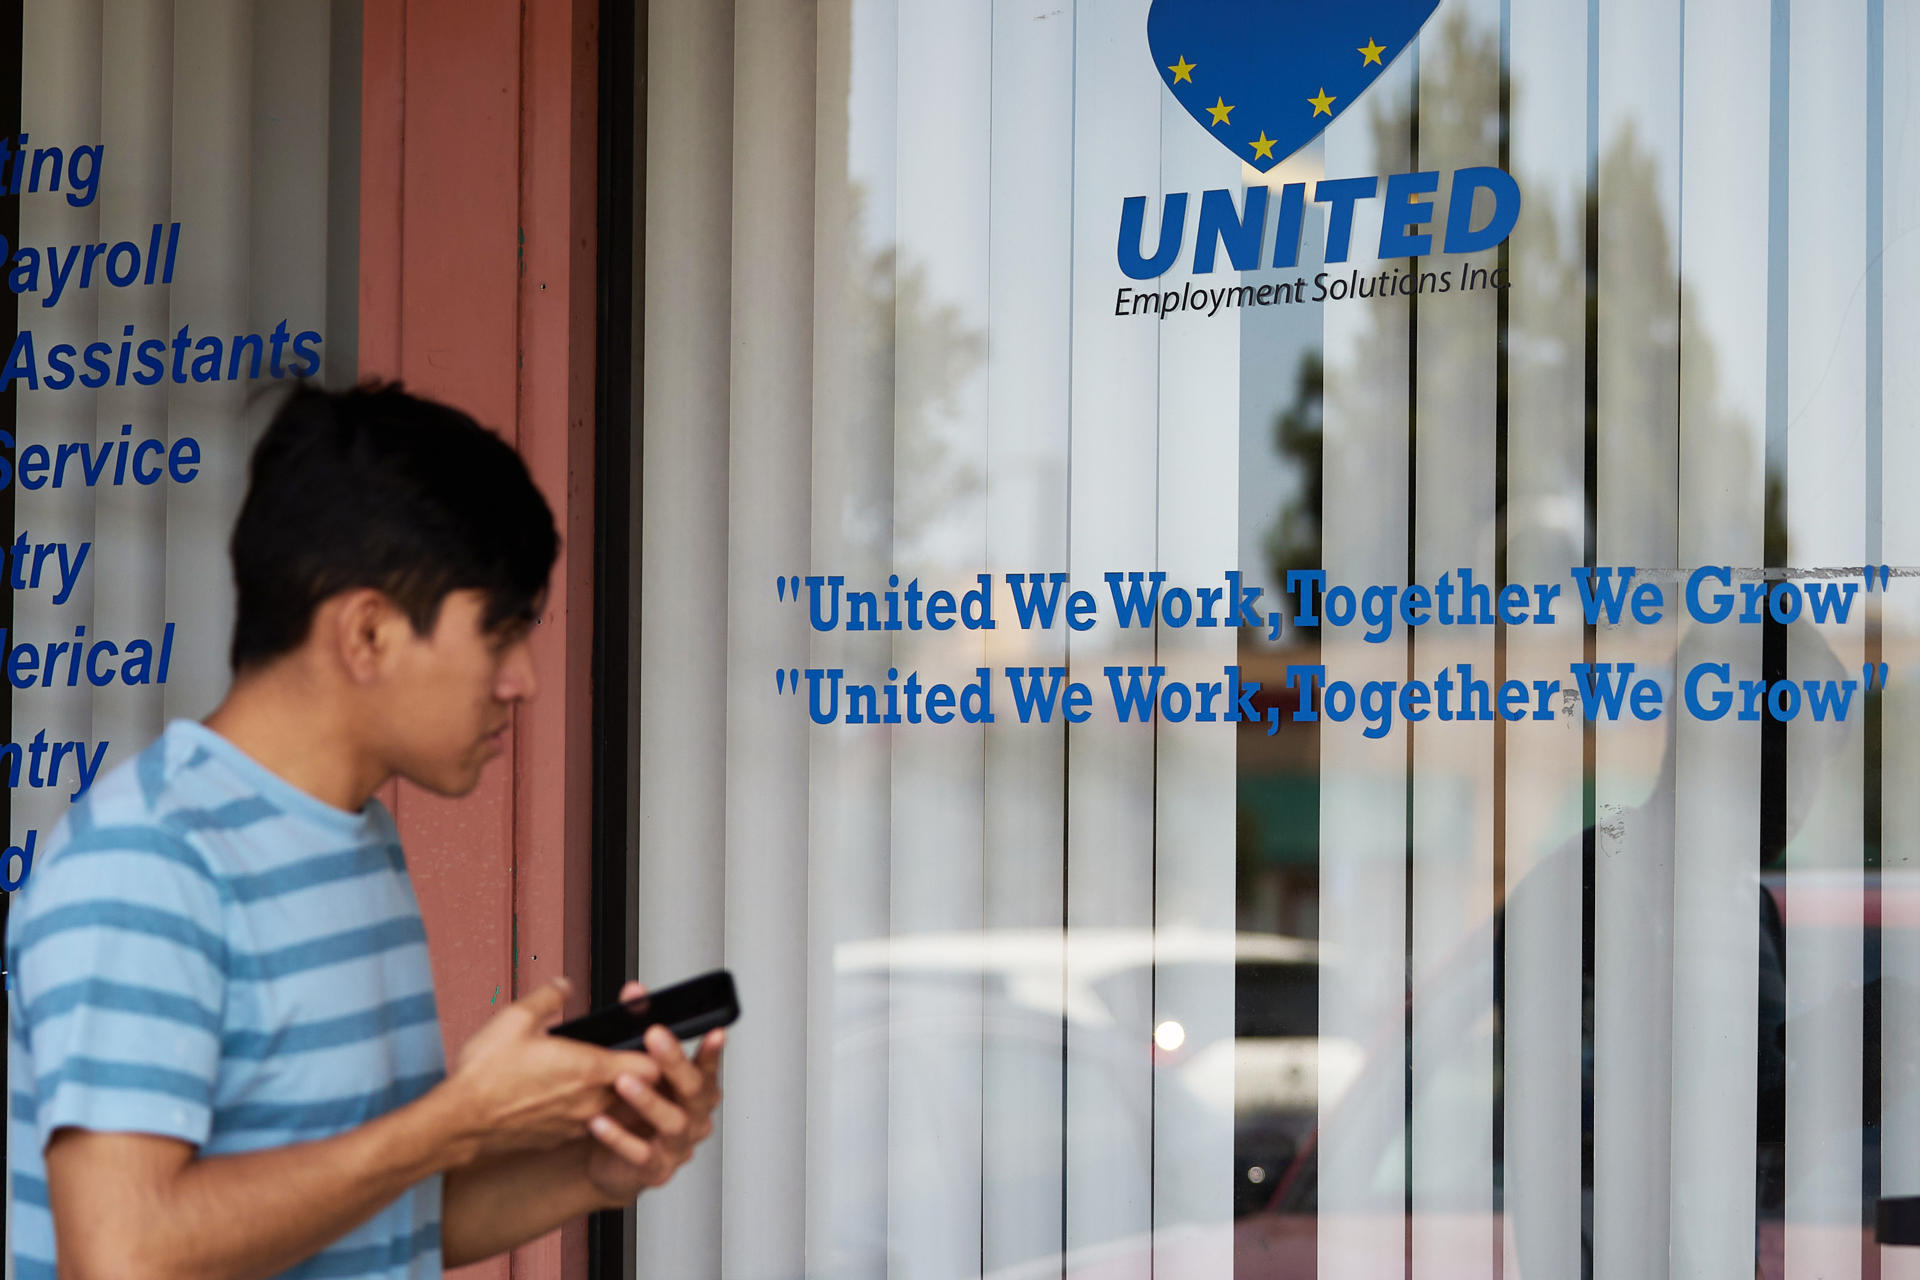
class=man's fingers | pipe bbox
[600,1049,662,1085]
[693,1028,725,1073]
[618,1076,691,1140]
[600,1095,648,1132]
[588,1113,658,1172]
[515,976,573,1028]
[618,980,646,1003]
[644,1025,709,1102]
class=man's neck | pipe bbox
[202,667,388,814]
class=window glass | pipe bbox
[631,3,1916,1278]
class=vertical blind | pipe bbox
[635,1,1239,1276]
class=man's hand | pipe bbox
[35,977,695,1280]
[580,981,726,1204]
[441,976,665,1163]
[440,979,728,1262]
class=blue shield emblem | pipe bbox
[1147,0,1440,171]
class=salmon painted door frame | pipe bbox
[360,2,600,1277]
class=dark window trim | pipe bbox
[588,0,639,1275]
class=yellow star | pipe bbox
[1168,56,1196,83]
[1359,38,1386,66]
[1308,87,1337,117]
[1207,96,1234,126]
[1249,130,1277,160]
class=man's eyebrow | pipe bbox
[495,610,539,640]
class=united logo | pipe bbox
[1148,0,1440,170]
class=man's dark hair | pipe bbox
[228,381,559,671]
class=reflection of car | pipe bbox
[948,872,1914,1279]
[821,889,1920,1280]
[972,870,1920,1278]
[1171,942,1361,1216]
[1222,870,1920,1279]
[825,928,1327,1278]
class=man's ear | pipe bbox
[329,589,409,684]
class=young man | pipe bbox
[5,383,721,1279]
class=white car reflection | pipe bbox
[823,927,1347,1278]
[834,926,1353,1119]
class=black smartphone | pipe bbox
[549,969,740,1050]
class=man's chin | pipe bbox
[399,757,493,799]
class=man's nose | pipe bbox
[499,639,539,702]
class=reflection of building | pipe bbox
[1236,641,1323,939]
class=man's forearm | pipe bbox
[51,1084,480,1280]
[441,1138,614,1266]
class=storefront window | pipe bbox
[624,2,1917,1278]
[0,0,364,1263]
[6,0,360,876]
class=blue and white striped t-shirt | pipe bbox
[5,718,447,1279]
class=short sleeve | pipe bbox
[7,821,227,1149]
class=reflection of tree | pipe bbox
[1262,351,1323,619]
[1258,12,1781,586]
[1245,10,1809,1272]
[843,185,987,560]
